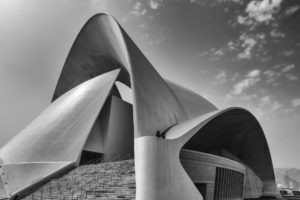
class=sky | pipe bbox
[0,0,299,168]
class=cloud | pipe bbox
[285,5,300,17]
[88,0,105,9]
[231,69,261,95]
[282,50,294,57]
[148,0,162,10]
[262,64,298,84]
[231,72,239,82]
[130,2,147,17]
[195,48,226,60]
[281,64,295,73]
[237,34,257,59]
[226,92,283,119]
[260,96,282,110]
[214,70,227,84]
[270,29,285,38]
[248,69,261,77]
[245,0,282,23]
[263,69,281,84]
[286,74,299,81]
[292,98,300,107]
[227,40,238,51]
[121,1,148,22]
[250,95,282,118]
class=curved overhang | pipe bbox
[166,80,217,119]
[53,13,190,138]
[0,69,120,198]
[1,12,278,200]
[52,13,131,101]
[166,107,279,197]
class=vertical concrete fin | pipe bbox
[52,13,189,138]
[119,27,188,137]
[0,69,120,164]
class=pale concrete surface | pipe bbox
[180,149,246,200]
[165,108,280,198]
[53,14,131,101]
[0,70,120,199]
[100,96,134,161]
[180,149,265,199]
[82,95,134,161]
[0,162,74,199]
[53,14,193,138]
[0,12,281,200]
[135,136,203,200]
[166,80,217,119]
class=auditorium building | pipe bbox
[0,14,280,200]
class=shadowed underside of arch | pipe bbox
[52,14,131,101]
[53,13,216,138]
[0,12,280,200]
[183,109,274,182]
[166,108,279,198]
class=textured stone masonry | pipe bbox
[21,160,136,200]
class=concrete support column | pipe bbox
[261,180,281,198]
[134,136,203,200]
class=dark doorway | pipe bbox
[80,150,102,165]
[195,183,207,200]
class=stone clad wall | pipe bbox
[21,160,135,200]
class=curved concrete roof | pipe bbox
[52,14,131,101]
[53,14,218,138]
[0,13,279,200]
[166,80,217,118]
[166,107,279,197]
[0,70,120,198]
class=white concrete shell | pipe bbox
[0,13,280,200]
[54,14,191,138]
[135,107,280,200]
[0,69,120,199]
[51,13,218,200]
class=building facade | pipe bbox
[0,14,280,200]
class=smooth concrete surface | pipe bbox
[179,149,264,200]
[244,167,264,199]
[53,14,192,138]
[166,80,217,119]
[134,111,221,200]
[180,149,246,176]
[180,150,245,200]
[120,27,189,137]
[83,95,134,161]
[0,69,119,163]
[0,70,120,199]
[135,108,278,200]
[165,108,280,198]
[0,12,280,200]
[101,96,134,161]
[52,14,131,101]
[199,148,264,198]
[135,136,203,200]
[0,177,7,199]
[0,162,73,199]
[83,116,105,153]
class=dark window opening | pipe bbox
[80,150,102,165]
[195,183,207,200]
